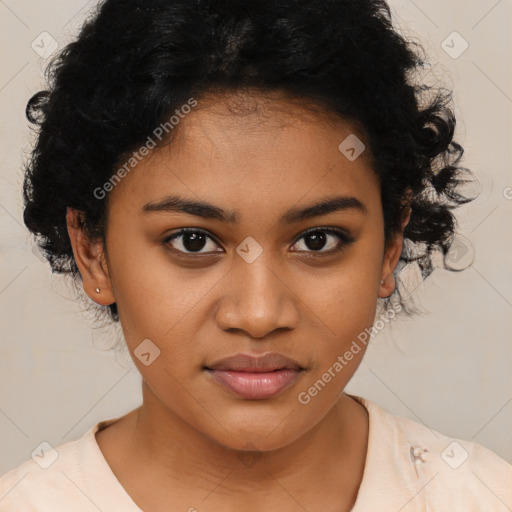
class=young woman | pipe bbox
[1,0,510,510]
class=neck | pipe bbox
[137,385,367,498]
[97,384,369,511]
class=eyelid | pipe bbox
[163,226,354,255]
[291,226,355,245]
[163,227,224,252]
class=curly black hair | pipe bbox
[23,0,475,324]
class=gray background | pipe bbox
[1,0,511,476]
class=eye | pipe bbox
[290,227,354,254]
[163,228,223,255]
[163,226,354,257]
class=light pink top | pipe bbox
[1,395,511,511]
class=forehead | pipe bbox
[107,92,380,219]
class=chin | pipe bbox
[203,412,306,454]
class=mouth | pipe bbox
[204,352,305,400]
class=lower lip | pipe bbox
[205,368,302,399]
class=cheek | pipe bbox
[298,239,383,374]
[291,271,378,412]
[107,237,228,382]
[306,248,382,335]
[106,237,191,343]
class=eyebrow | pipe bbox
[142,194,367,223]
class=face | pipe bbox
[68,91,405,452]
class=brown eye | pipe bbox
[163,229,222,255]
[291,227,354,254]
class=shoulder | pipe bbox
[351,394,512,510]
[0,438,82,511]
[0,420,113,511]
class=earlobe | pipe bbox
[378,234,403,298]
[66,207,116,305]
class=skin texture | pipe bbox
[66,91,410,512]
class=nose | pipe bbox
[215,254,300,340]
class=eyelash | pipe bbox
[162,226,355,257]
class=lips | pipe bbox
[204,352,305,400]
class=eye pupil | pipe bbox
[305,231,327,251]
[183,232,207,252]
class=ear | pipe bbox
[66,207,116,305]
[378,192,412,298]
